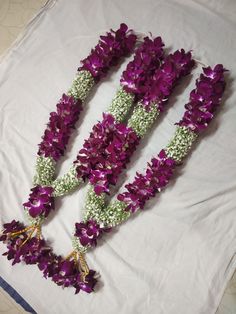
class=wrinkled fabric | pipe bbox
[0,0,236,313]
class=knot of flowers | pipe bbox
[23,185,54,218]
[0,220,49,265]
[38,94,82,161]
[79,23,137,81]
[75,113,140,194]
[0,220,97,294]
[177,64,227,132]
[118,150,176,212]
[39,254,97,294]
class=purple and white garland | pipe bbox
[70,64,226,289]
[0,24,227,294]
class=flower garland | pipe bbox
[0,24,227,294]
[64,64,226,292]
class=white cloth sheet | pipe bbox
[0,0,236,313]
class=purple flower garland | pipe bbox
[0,24,227,294]
[49,64,226,292]
[42,64,227,293]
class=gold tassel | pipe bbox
[65,250,90,282]
[10,224,42,247]
[78,252,90,282]
[65,250,76,260]
[10,225,34,237]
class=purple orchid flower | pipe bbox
[23,185,54,218]
[74,219,110,247]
